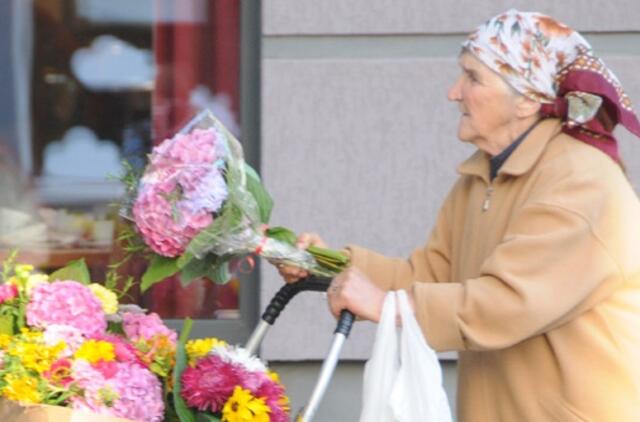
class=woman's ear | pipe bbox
[515,96,542,119]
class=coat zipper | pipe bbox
[482,184,494,212]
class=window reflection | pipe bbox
[1,0,242,320]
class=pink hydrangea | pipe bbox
[72,360,164,422]
[133,128,228,257]
[0,283,18,303]
[181,355,241,412]
[133,183,213,257]
[151,128,223,169]
[26,281,106,337]
[122,312,177,345]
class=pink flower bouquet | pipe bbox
[122,110,348,291]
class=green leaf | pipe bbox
[266,226,298,246]
[1,249,18,282]
[244,165,273,224]
[141,255,180,292]
[173,318,196,422]
[206,260,231,284]
[107,321,125,335]
[177,251,195,269]
[163,399,181,422]
[0,313,15,335]
[50,258,91,284]
[150,362,168,377]
[196,413,221,422]
[307,246,349,265]
[184,202,244,259]
[179,256,215,286]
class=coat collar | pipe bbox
[457,118,563,183]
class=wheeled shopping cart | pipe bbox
[244,276,356,422]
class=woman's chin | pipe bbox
[456,126,474,144]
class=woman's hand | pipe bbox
[327,267,386,323]
[275,232,327,284]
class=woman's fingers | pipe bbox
[327,267,385,322]
[296,232,328,249]
[270,232,329,284]
[277,263,309,284]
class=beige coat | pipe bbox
[348,119,640,421]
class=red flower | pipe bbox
[253,375,290,422]
[44,359,74,387]
[0,284,18,304]
[181,355,241,412]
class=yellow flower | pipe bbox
[2,374,41,403]
[19,328,43,341]
[185,337,226,365]
[7,266,43,293]
[267,370,280,383]
[25,273,49,295]
[0,334,11,349]
[222,386,271,422]
[15,264,34,278]
[75,340,115,363]
[9,340,65,373]
[88,284,118,314]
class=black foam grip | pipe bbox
[261,275,331,325]
[334,310,356,337]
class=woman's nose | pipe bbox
[447,76,462,102]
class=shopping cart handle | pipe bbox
[261,275,331,325]
[245,275,332,355]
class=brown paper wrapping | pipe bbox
[0,399,135,422]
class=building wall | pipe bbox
[260,2,640,420]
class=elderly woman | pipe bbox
[278,9,640,421]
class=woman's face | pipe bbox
[447,52,519,153]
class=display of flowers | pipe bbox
[0,254,293,422]
[173,320,290,422]
[121,110,348,293]
[0,254,171,422]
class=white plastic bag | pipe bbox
[359,292,399,422]
[359,290,453,422]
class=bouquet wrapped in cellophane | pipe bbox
[121,110,348,291]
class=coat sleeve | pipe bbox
[345,188,454,291]
[414,201,623,352]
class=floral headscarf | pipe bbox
[462,9,640,163]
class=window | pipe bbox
[0,0,260,343]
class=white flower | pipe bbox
[211,344,267,373]
[43,324,85,357]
